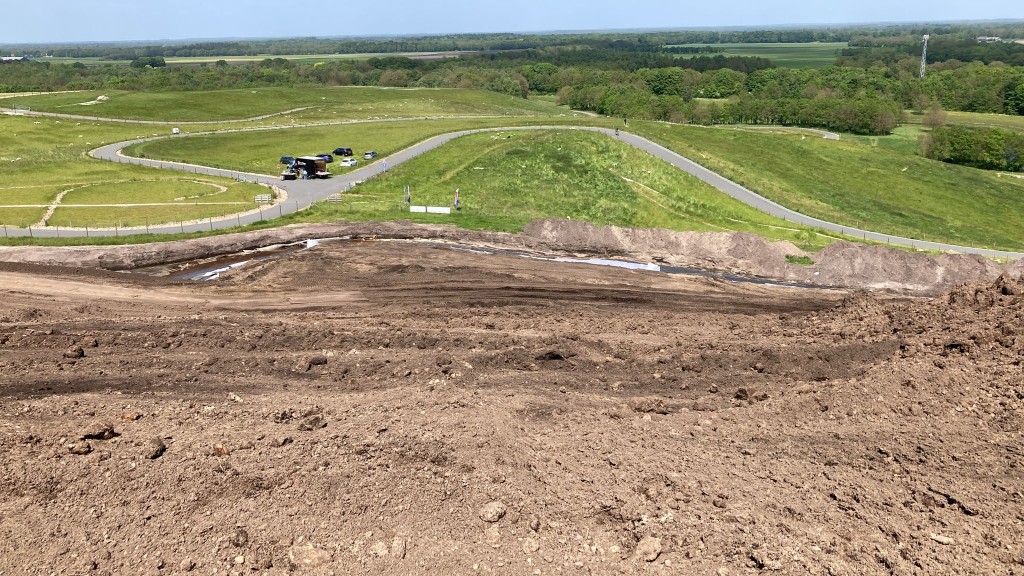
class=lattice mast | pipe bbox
[920,35,930,79]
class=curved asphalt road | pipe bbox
[2,123,1021,259]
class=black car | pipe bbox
[317,154,334,163]
[333,147,353,157]
[280,155,295,165]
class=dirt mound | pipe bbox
[0,219,1020,295]
[3,241,1024,574]
[523,219,801,277]
[790,241,1004,294]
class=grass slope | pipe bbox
[2,87,564,122]
[127,117,589,175]
[0,114,272,227]
[634,121,1024,251]
[295,130,829,248]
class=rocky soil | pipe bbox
[1,230,1022,575]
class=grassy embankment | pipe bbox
[632,121,1024,251]
[0,88,569,228]
[5,87,1024,253]
[0,115,267,227]
[1,87,565,123]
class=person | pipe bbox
[615,128,619,136]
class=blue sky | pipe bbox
[1,0,1021,44]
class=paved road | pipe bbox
[3,124,1021,259]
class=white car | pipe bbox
[339,158,358,167]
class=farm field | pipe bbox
[632,121,1024,251]
[670,42,848,68]
[36,51,473,67]
[1,87,564,123]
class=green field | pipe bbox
[1,87,564,123]
[62,179,259,205]
[47,203,258,228]
[671,42,848,69]
[3,86,1023,254]
[0,208,47,228]
[904,110,1024,133]
[633,121,1024,251]
[296,129,829,248]
[127,117,592,174]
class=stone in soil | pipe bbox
[634,536,662,562]
[146,437,166,459]
[81,421,116,440]
[479,501,507,523]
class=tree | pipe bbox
[922,103,947,129]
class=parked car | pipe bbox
[363,151,378,160]
[339,157,358,167]
[280,155,295,165]
[317,153,334,163]
[333,147,353,157]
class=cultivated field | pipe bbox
[670,42,848,68]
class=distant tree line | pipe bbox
[4,25,1024,136]
[840,35,1024,67]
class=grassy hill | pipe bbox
[1,87,565,123]
[634,121,1024,251]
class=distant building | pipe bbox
[977,36,1003,43]
[0,56,29,63]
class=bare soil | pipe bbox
[1,225,1023,575]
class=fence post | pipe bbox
[28,226,32,238]
[115,224,118,237]
[85,225,89,238]
[3,225,6,238]
[146,217,149,235]
[208,218,213,231]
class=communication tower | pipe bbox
[920,35,930,79]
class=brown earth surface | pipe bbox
[1,226,1023,575]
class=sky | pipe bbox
[0,0,1021,44]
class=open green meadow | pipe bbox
[904,110,1024,133]
[0,208,47,228]
[46,202,258,228]
[2,87,564,122]
[294,129,829,248]
[633,121,1024,251]
[0,113,273,227]
[3,86,1022,254]
[671,42,847,69]
[126,117,593,174]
